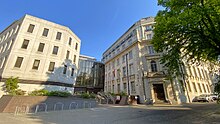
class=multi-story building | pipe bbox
[75,55,104,93]
[102,17,215,104]
[0,14,81,96]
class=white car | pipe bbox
[210,94,218,101]
[197,94,212,102]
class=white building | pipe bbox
[102,17,215,104]
[0,14,81,96]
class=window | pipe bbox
[117,58,120,66]
[21,39,29,49]
[14,57,23,68]
[48,62,55,72]
[147,34,152,39]
[129,64,134,75]
[75,43,78,50]
[32,59,40,70]
[198,83,202,93]
[187,82,192,92]
[71,68,74,76]
[73,55,76,63]
[192,82,197,92]
[151,60,157,72]
[123,83,127,93]
[148,46,155,54]
[27,24,35,33]
[69,37,72,45]
[122,67,126,77]
[38,43,45,52]
[146,25,152,31]
[42,28,49,37]
[52,46,59,55]
[117,69,121,79]
[206,84,210,93]
[56,32,62,40]
[128,50,133,59]
[122,55,125,63]
[192,66,198,77]
[131,81,135,93]
[66,50,70,59]
[202,84,207,93]
[63,65,67,74]
[117,84,120,93]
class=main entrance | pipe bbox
[153,84,166,102]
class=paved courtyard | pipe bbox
[0,103,220,124]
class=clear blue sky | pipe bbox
[0,0,162,61]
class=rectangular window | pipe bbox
[75,43,78,50]
[42,28,49,37]
[63,65,67,74]
[66,50,70,59]
[52,46,59,55]
[117,69,121,79]
[38,43,45,52]
[192,82,197,92]
[198,83,202,93]
[123,83,127,93]
[206,84,210,93]
[202,84,207,93]
[148,46,155,54]
[56,32,62,40]
[147,34,152,39]
[71,68,74,76]
[73,55,76,63]
[21,39,29,49]
[128,50,133,59]
[187,82,192,92]
[131,81,135,93]
[122,55,125,63]
[117,58,120,66]
[129,64,134,75]
[48,62,55,72]
[117,84,120,93]
[14,57,23,68]
[27,24,35,33]
[193,67,198,77]
[32,59,40,70]
[122,67,126,77]
[69,37,72,45]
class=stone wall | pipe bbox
[0,95,97,113]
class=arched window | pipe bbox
[151,60,157,72]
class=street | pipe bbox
[0,103,220,124]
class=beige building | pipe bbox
[102,17,215,104]
[0,14,81,96]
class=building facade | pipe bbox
[75,55,104,93]
[0,14,81,96]
[102,17,215,104]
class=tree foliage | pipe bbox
[5,77,19,94]
[152,0,220,75]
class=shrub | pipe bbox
[47,91,71,97]
[29,89,49,96]
[80,92,90,99]
[5,77,19,94]
[80,92,96,99]
[14,89,26,95]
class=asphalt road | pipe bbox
[0,103,220,124]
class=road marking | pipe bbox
[90,108,108,111]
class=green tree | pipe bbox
[5,77,19,94]
[152,0,220,76]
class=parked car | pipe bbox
[197,94,212,102]
[210,94,218,101]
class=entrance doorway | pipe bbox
[153,84,165,102]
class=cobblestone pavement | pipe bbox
[0,103,220,124]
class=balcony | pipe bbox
[144,71,166,78]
